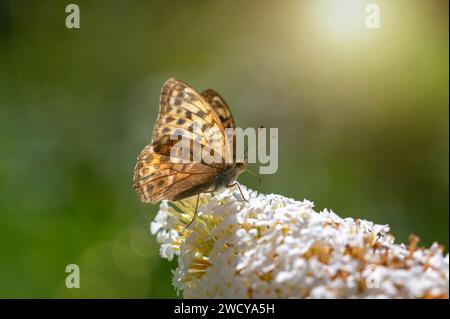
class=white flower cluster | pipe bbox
[151,185,449,298]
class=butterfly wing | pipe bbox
[133,79,231,203]
[201,88,237,162]
[151,79,227,164]
[201,89,235,129]
[133,145,218,203]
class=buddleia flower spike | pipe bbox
[151,184,449,299]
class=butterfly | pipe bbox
[133,78,248,228]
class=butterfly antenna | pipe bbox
[245,167,262,185]
[243,141,253,160]
[241,125,267,161]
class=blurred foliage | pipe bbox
[0,0,448,298]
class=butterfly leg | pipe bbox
[183,193,201,233]
[227,183,249,203]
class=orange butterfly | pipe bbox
[133,79,248,228]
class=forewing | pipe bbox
[151,79,226,164]
[201,89,235,129]
[202,88,237,162]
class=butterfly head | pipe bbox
[235,159,248,173]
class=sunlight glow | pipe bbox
[313,0,367,39]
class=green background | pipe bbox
[0,0,448,298]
